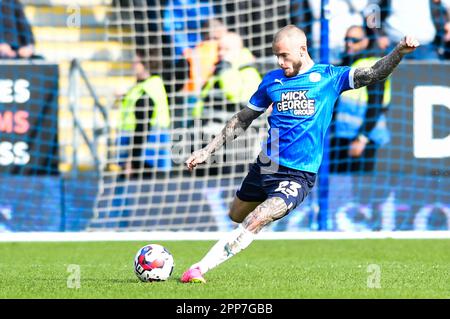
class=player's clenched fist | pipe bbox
[185,148,211,171]
[398,35,420,55]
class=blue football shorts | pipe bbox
[236,155,316,214]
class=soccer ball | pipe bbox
[134,244,174,282]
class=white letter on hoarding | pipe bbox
[413,86,450,158]
[14,79,30,103]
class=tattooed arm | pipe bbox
[353,36,420,89]
[185,106,263,171]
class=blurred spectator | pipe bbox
[290,0,314,50]
[112,0,164,52]
[182,18,228,95]
[445,23,450,59]
[301,0,369,64]
[191,31,261,125]
[111,1,188,95]
[117,55,172,178]
[160,0,219,129]
[432,0,450,59]
[330,25,391,173]
[220,0,290,59]
[0,0,36,59]
[162,0,217,61]
[330,0,369,64]
[366,0,450,59]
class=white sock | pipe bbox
[192,224,254,274]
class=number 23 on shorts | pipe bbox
[274,181,302,198]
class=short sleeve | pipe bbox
[247,75,271,112]
[329,65,355,94]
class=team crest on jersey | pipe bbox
[276,90,316,116]
[309,72,321,82]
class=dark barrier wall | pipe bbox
[0,61,59,175]
[0,175,97,232]
[381,62,450,175]
[0,61,61,231]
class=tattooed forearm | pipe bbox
[204,107,262,154]
[353,44,404,89]
[185,107,262,171]
[242,197,288,233]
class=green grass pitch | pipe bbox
[1,239,449,299]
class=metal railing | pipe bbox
[67,58,110,176]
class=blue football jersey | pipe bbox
[248,64,355,173]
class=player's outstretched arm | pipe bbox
[353,35,420,89]
[185,106,263,171]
